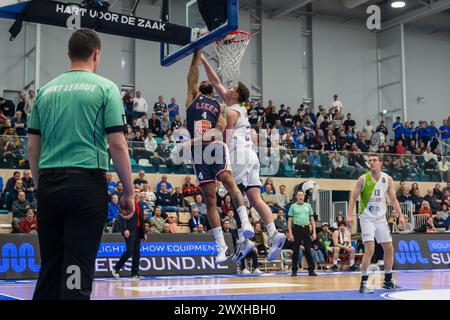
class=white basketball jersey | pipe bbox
[227,104,253,152]
[359,171,390,220]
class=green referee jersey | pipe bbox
[28,70,126,170]
[288,202,314,226]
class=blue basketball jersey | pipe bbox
[187,94,221,140]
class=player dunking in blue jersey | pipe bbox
[186,51,254,264]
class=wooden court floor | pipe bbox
[1,270,450,300]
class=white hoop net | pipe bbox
[214,30,251,79]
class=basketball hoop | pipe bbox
[214,30,251,79]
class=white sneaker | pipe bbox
[131,275,145,281]
[241,221,255,240]
[267,232,286,262]
[253,268,263,274]
[215,245,231,264]
[231,239,256,263]
[111,268,120,279]
[241,268,251,274]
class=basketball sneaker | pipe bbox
[111,268,120,279]
[231,239,256,263]
[241,268,251,274]
[359,281,374,294]
[266,232,286,262]
[215,245,231,264]
[131,275,145,281]
[241,221,255,240]
[252,268,263,274]
[383,280,402,290]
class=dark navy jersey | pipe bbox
[187,94,221,140]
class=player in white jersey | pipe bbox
[199,53,286,263]
[348,154,406,293]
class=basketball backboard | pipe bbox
[160,0,238,67]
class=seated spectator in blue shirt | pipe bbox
[308,150,322,175]
[189,207,202,232]
[107,194,120,224]
[296,135,307,151]
[433,211,447,229]
[393,116,403,142]
[167,97,179,122]
[303,130,315,149]
[106,172,117,196]
[157,175,173,193]
[439,119,449,140]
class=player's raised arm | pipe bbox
[199,54,227,101]
[387,176,406,229]
[348,175,364,228]
[186,51,201,108]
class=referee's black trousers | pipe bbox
[33,170,108,300]
[291,224,315,272]
[114,236,141,276]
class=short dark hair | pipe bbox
[68,29,101,61]
[199,81,214,96]
[236,82,250,103]
[338,221,347,227]
[368,153,382,160]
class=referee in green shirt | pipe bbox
[287,190,317,277]
[28,29,135,300]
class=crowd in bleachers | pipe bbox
[1,90,449,181]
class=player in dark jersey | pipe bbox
[186,51,253,264]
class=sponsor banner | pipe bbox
[0,233,236,280]
[393,233,450,270]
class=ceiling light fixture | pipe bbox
[391,1,406,8]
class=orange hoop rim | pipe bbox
[215,30,251,45]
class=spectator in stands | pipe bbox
[330,94,343,116]
[308,150,322,176]
[438,157,449,182]
[410,183,420,196]
[222,218,238,243]
[113,181,124,200]
[163,223,171,233]
[392,116,403,143]
[167,97,179,122]
[440,204,449,220]
[388,210,400,233]
[362,119,375,140]
[330,152,355,178]
[274,208,288,234]
[261,178,276,194]
[20,209,37,234]
[153,95,167,119]
[295,150,312,176]
[395,140,406,155]
[148,112,162,137]
[157,175,173,193]
[132,91,148,120]
[425,216,436,233]
[433,211,447,230]
[144,132,158,160]
[16,92,26,119]
[262,185,282,213]
[12,110,27,136]
[220,194,233,219]
[424,189,440,214]
[191,194,207,223]
[12,191,31,219]
[107,194,120,225]
[335,130,348,151]
[189,207,201,232]
[397,215,414,232]
[4,171,20,193]
[226,210,238,230]
[153,140,173,169]
[106,172,117,197]
[133,170,148,190]
[21,170,35,202]
[6,180,25,211]
[316,222,332,257]
[171,114,183,131]
[167,216,179,233]
[150,207,165,233]
[332,213,345,230]
[424,158,439,181]
[11,218,22,233]
[376,121,388,137]
[122,89,134,123]
[254,222,267,261]
[0,96,15,117]
[136,114,149,135]
[195,224,206,233]
[331,222,357,272]
[276,185,290,209]
[172,185,187,211]
[160,112,171,135]
[156,182,178,214]
[399,186,411,203]
[182,176,198,198]
[410,188,423,214]
[419,200,433,217]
